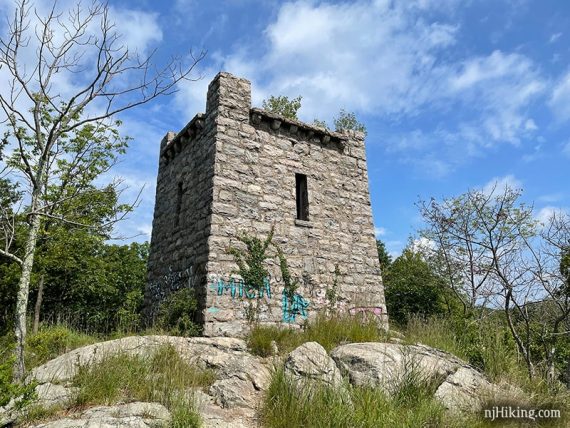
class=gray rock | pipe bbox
[35,383,77,408]
[26,336,270,427]
[29,335,250,385]
[284,342,342,388]
[31,402,171,427]
[331,342,499,412]
[435,366,494,412]
[1,398,17,427]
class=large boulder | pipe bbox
[331,342,497,411]
[284,342,342,388]
[34,383,77,409]
[31,402,171,428]
[29,336,249,385]
[24,335,271,428]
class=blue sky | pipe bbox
[2,0,569,257]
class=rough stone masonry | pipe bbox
[145,72,387,336]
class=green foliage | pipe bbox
[383,249,449,326]
[247,313,388,357]
[325,265,340,309]
[156,288,200,336]
[560,248,570,292]
[0,178,22,207]
[0,347,36,408]
[25,325,98,368]
[247,325,298,357]
[333,109,367,135]
[403,315,519,381]
[227,227,274,322]
[276,245,299,303]
[0,238,149,334]
[262,95,302,119]
[312,118,329,129]
[376,239,392,272]
[73,345,212,427]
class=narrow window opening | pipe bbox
[296,173,309,221]
[175,182,183,227]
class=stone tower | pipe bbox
[146,72,387,336]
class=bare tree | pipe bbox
[0,0,204,380]
[533,212,570,383]
[418,185,542,378]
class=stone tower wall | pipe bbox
[146,72,387,336]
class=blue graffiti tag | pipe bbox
[282,290,309,323]
[211,277,272,299]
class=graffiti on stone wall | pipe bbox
[209,276,272,299]
[208,274,310,323]
[348,306,383,319]
[282,290,309,323]
[147,265,196,302]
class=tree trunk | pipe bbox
[32,274,45,334]
[13,210,42,382]
[504,292,534,380]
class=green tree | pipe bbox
[0,0,204,380]
[334,109,367,135]
[376,239,392,272]
[383,249,447,326]
[262,95,302,119]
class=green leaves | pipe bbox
[262,95,302,119]
[227,226,275,297]
[333,109,367,135]
[383,249,448,326]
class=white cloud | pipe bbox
[110,8,163,55]
[536,206,568,226]
[411,237,436,254]
[374,227,387,237]
[549,71,570,121]
[216,0,461,121]
[549,32,562,43]
[198,1,544,177]
[482,174,523,195]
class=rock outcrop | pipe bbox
[284,342,342,388]
[24,336,271,428]
[0,336,522,427]
[33,402,171,428]
[330,342,499,411]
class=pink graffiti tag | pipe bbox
[348,306,383,317]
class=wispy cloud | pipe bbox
[482,174,523,195]
[193,1,546,177]
[549,32,562,43]
[374,227,387,238]
[549,71,570,121]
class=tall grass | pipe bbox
[261,367,455,428]
[248,313,389,357]
[72,345,214,427]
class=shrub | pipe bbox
[156,288,200,336]
[26,325,98,368]
[0,355,36,408]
